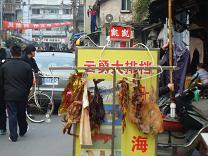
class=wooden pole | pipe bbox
[168,0,173,85]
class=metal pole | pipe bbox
[49,66,177,71]
[72,0,77,32]
[72,124,76,156]
[111,68,116,156]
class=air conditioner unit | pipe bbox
[105,14,113,23]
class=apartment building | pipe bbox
[27,0,73,49]
[3,0,21,21]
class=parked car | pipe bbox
[35,51,75,113]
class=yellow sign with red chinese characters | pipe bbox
[75,47,158,156]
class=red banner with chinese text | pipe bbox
[110,25,131,40]
[3,20,73,30]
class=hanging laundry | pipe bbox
[87,5,98,33]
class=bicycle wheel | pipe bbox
[26,92,54,123]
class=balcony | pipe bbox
[3,3,16,14]
[32,30,66,37]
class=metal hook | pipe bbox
[82,72,88,79]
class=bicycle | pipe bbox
[26,71,54,123]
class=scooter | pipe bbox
[158,74,208,155]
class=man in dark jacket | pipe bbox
[0,45,33,142]
[22,44,40,73]
[0,43,7,61]
[0,43,7,135]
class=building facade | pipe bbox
[29,0,73,50]
[3,0,21,21]
[84,0,133,46]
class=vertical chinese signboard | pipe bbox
[75,47,159,156]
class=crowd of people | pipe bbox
[0,44,39,142]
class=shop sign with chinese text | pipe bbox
[110,26,131,40]
[75,47,158,156]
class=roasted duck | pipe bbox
[63,81,85,135]
[59,73,83,113]
[139,86,164,134]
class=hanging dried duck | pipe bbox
[63,81,85,135]
[139,86,164,135]
[117,78,130,132]
[59,73,83,113]
[89,79,105,133]
[129,73,143,126]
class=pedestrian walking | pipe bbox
[5,44,12,59]
[0,43,7,135]
[22,44,40,73]
[0,45,33,142]
[0,54,7,135]
[0,43,7,62]
[0,85,6,135]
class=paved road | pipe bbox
[0,116,73,156]
[1,99,207,156]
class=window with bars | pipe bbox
[32,9,40,14]
[63,9,72,14]
[15,0,21,3]
[121,0,132,11]
[43,9,58,14]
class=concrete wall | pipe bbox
[99,0,133,46]
[84,0,133,46]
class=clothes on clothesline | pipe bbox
[87,9,97,33]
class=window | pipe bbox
[32,9,40,14]
[63,9,72,14]
[121,0,132,11]
[43,9,58,14]
[49,9,58,14]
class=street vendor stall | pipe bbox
[50,47,171,156]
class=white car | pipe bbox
[35,51,75,113]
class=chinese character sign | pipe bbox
[83,59,152,75]
[132,136,148,153]
[76,48,158,156]
[77,48,158,81]
[110,26,131,40]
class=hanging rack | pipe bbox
[49,65,176,156]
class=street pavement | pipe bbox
[0,116,73,156]
[0,99,207,156]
